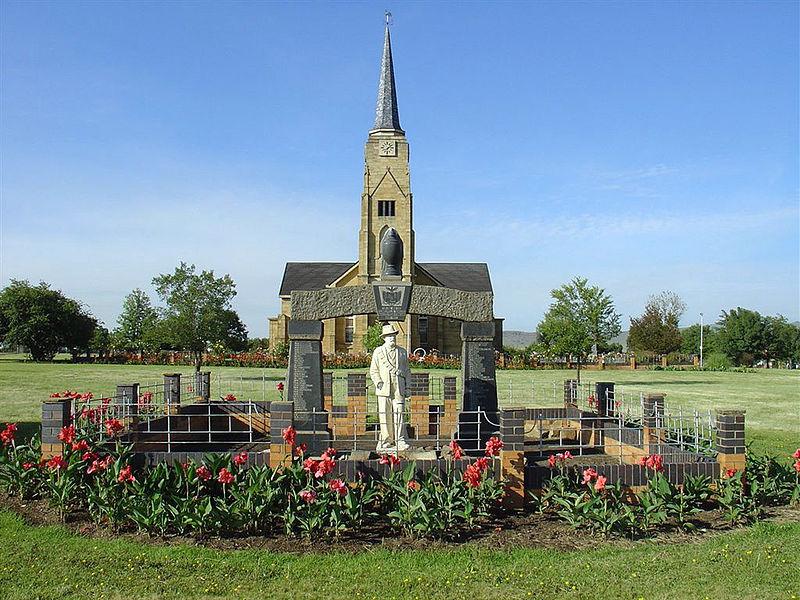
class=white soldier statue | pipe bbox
[369,323,411,453]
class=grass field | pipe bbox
[0,360,798,599]
[1,361,797,455]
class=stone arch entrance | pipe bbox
[283,284,498,453]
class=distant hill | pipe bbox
[503,330,538,349]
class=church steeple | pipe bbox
[358,17,414,285]
[372,20,403,134]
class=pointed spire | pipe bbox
[373,18,403,133]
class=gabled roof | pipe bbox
[416,263,493,292]
[278,262,356,297]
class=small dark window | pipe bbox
[378,200,396,217]
[345,317,355,344]
[418,316,428,345]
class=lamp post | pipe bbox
[699,312,704,368]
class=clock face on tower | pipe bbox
[378,140,397,157]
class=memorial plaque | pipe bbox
[459,321,499,450]
[286,320,324,430]
[372,281,412,321]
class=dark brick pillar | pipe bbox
[164,373,181,414]
[193,372,211,402]
[409,372,430,437]
[443,376,458,438]
[269,400,294,468]
[41,398,71,459]
[643,393,664,453]
[499,408,526,508]
[564,379,578,407]
[716,410,746,473]
[595,382,615,416]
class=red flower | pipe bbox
[0,423,17,446]
[47,455,67,471]
[22,462,37,470]
[58,425,76,445]
[485,436,504,457]
[379,454,390,465]
[217,468,234,484]
[223,393,237,402]
[582,468,598,484]
[233,451,248,466]
[104,418,123,437]
[303,458,319,473]
[389,455,401,467]
[325,447,337,456]
[295,444,307,456]
[725,468,738,478]
[314,455,336,479]
[82,451,98,463]
[449,440,464,460]
[276,382,284,392]
[329,479,348,496]
[281,426,296,446]
[71,440,89,453]
[299,489,316,504]
[88,455,113,474]
[462,462,485,488]
[117,464,136,483]
[196,466,212,481]
[547,454,557,469]
[407,480,421,491]
[639,454,664,473]
[793,460,800,474]
[562,451,573,460]
[792,448,800,460]
[474,457,489,471]
[594,475,607,491]
[49,392,61,398]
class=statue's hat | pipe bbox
[380,324,398,337]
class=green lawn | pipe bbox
[1,361,797,455]
[0,361,799,599]
[0,508,797,600]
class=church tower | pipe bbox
[357,22,414,284]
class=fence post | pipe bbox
[164,373,181,415]
[116,383,139,431]
[499,407,526,508]
[40,397,72,459]
[716,410,746,474]
[642,393,664,454]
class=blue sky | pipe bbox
[1,1,798,337]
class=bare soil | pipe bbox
[3,494,798,555]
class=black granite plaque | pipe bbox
[372,282,412,321]
[286,320,324,430]
[459,321,499,451]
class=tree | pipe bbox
[680,323,716,355]
[115,289,159,354]
[764,316,800,365]
[152,262,239,371]
[90,325,112,358]
[628,291,686,355]
[716,307,768,366]
[0,280,97,361]
[363,322,384,354]
[536,277,621,382]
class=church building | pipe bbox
[269,23,503,355]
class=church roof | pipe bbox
[373,24,403,133]
[278,261,493,297]
[279,262,356,296]
[416,263,494,293]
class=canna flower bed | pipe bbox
[0,422,504,540]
